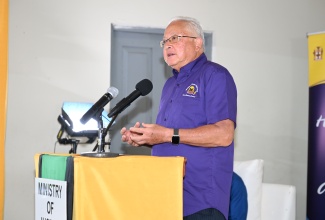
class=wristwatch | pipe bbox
[172,128,180,145]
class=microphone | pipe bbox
[80,87,119,124]
[107,79,153,118]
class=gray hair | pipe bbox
[168,16,205,51]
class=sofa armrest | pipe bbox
[261,183,296,220]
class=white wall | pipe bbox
[6,0,325,219]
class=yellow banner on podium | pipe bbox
[73,155,184,220]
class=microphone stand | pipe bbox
[97,112,105,152]
[81,109,120,158]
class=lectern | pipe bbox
[35,154,185,220]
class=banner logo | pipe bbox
[313,46,323,61]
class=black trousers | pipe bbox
[183,208,226,220]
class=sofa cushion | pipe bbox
[261,183,296,220]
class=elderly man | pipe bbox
[121,16,237,220]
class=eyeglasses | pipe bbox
[160,35,197,47]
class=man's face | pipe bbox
[162,21,202,72]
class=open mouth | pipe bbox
[167,53,175,57]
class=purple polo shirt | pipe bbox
[152,53,237,219]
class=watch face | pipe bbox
[172,136,180,144]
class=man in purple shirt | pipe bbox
[121,16,237,220]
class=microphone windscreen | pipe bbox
[136,79,153,96]
[108,87,119,98]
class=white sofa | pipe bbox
[234,160,296,220]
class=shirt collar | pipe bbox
[172,53,207,79]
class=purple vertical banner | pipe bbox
[307,84,325,220]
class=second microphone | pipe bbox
[108,79,153,118]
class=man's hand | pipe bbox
[120,122,142,147]
[129,123,171,146]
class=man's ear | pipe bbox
[195,37,203,51]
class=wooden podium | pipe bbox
[35,154,185,220]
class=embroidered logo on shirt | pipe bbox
[183,84,198,98]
